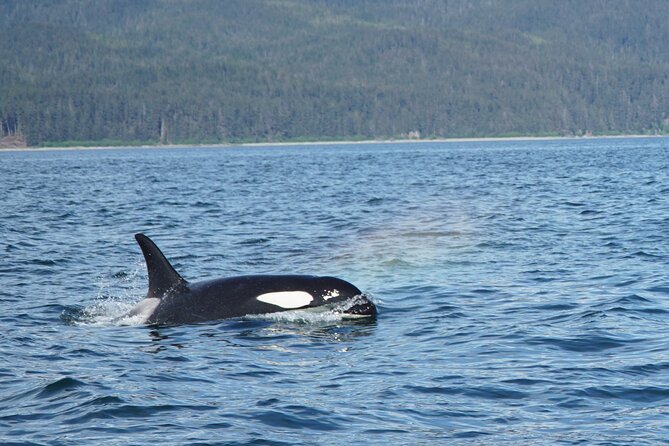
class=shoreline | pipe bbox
[1,133,667,152]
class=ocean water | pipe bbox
[1,138,669,445]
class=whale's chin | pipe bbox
[342,299,377,318]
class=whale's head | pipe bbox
[314,277,377,318]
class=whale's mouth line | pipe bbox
[341,306,377,318]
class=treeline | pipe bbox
[1,0,668,146]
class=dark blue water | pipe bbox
[2,138,669,445]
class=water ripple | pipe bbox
[2,139,669,444]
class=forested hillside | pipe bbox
[1,0,668,146]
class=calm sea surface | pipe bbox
[1,138,669,445]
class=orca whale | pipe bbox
[124,233,376,325]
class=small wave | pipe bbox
[573,385,669,403]
[452,430,491,439]
[526,335,635,352]
[627,250,661,259]
[30,258,58,266]
[647,285,669,295]
[401,230,467,238]
[252,406,345,431]
[37,377,87,398]
[610,294,652,305]
[623,362,669,377]
[405,384,528,400]
[475,241,514,249]
[64,403,213,425]
[237,237,271,245]
[579,209,602,215]
[533,303,579,311]
[614,278,641,287]
[79,395,125,407]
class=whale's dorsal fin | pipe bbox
[135,233,188,298]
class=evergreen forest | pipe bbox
[1,0,668,146]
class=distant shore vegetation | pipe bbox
[1,0,668,148]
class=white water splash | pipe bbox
[74,260,146,326]
[74,298,139,326]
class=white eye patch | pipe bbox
[256,291,313,309]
